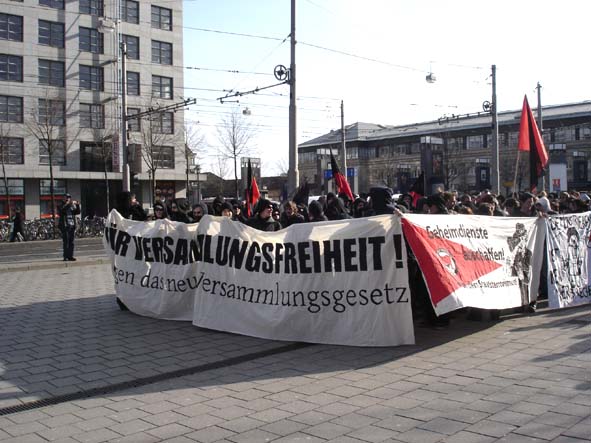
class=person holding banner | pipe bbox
[246,198,282,231]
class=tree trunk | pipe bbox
[49,158,56,238]
[233,154,238,198]
[1,159,10,220]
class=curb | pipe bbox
[0,258,110,273]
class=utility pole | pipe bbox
[490,64,500,194]
[340,100,347,182]
[537,81,545,191]
[287,0,298,194]
[120,42,130,192]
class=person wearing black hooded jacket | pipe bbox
[367,186,397,216]
[246,198,282,231]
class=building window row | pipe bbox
[0,56,173,99]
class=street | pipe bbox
[0,249,589,442]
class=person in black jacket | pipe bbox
[58,194,80,261]
[246,198,281,231]
[9,208,25,242]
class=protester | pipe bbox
[220,201,234,218]
[246,198,282,231]
[516,192,536,217]
[58,194,80,261]
[367,186,397,216]
[325,197,351,220]
[129,194,147,221]
[191,202,208,222]
[426,193,449,215]
[9,208,25,242]
[153,201,168,220]
[280,201,305,228]
[307,200,328,222]
[211,196,225,216]
[170,198,193,223]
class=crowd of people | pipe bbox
[116,186,591,229]
[112,187,590,325]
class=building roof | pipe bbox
[299,101,591,149]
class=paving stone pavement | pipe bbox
[0,262,590,442]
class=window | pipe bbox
[0,138,23,164]
[39,0,64,9]
[39,178,66,217]
[38,59,65,86]
[0,55,22,82]
[79,65,104,91]
[127,107,140,132]
[38,99,65,126]
[0,178,24,219]
[79,0,103,16]
[151,5,172,30]
[151,112,173,134]
[39,20,64,48]
[121,0,139,24]
[126,71,139,95]
[153,146,174,169]
[0,14,23,42]
[151,40,172,65]
[466,135,484,150]
[0,96,23,123]
[80,141,112,172]
[122,34,139,60]
[79,103,104,129]
[39,139,66,165]
[79,27,103,54]
[152,75,172,99]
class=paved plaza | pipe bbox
[0,259,589,443]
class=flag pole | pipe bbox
[512,150,521,196]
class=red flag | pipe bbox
[518,95,548,192]
[409,171,425,209]
[329,152,354,202]
[245,159,260,217]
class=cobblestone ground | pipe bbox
[0,263,590,443]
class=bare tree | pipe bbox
[0,123,12,220]
[183,123,206,200]
[275,157,288,177]
[212,155,230,195]
[440,141,469,190]
[25,97,68,234]
[216,110,255,198]
[134,111,172,206]
[374,147,402,189]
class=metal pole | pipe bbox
[341,100,347,185]
[537,82,545,191]
[287,0,298,194]
[120,42,130,192]
[490,64,500,194]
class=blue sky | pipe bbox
[182,0,591,176]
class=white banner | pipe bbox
[193,215,414,347]
[545,212,591,309]
[104,210,198,321]
[104,211,414,347]
[402,214,545,316]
